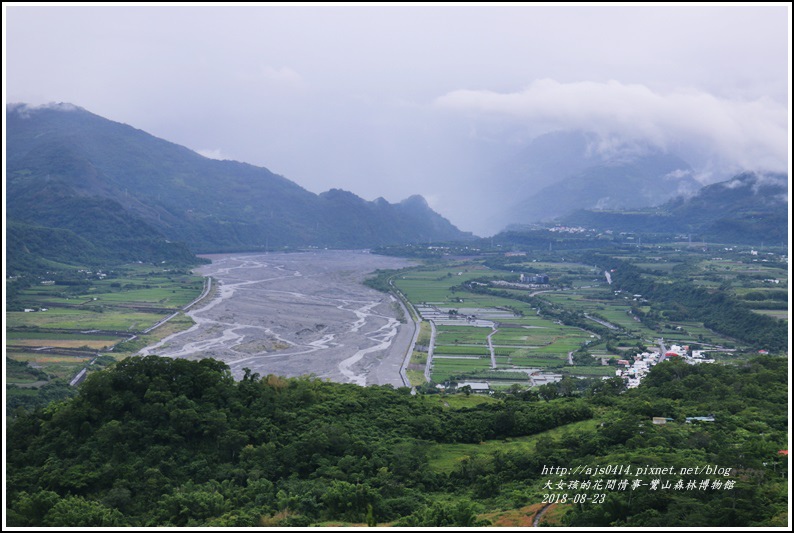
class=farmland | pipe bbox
[387,242,788,390]
[393,261,615,388]
[5,263,207,414]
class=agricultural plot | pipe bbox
[433,345,489,355]
[8,352,94,381]
[394,267,489,303]
[6,265,205,397]
[398,263,619,386]
[6,308,169,331]
[431,357,494,382]
[435,325,490,346]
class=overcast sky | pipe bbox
[4,4,791,234]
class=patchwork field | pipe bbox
[390,248,776,388]
[6,264,208,412]
[393,262,622,387]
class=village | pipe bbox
[615,342,715,389]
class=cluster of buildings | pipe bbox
[547,225,590,234]
[519,273,549,284]
[615,344,715,388]
[490,273,551,291]
[652,415,716,425]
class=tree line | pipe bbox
[6,353,786,527]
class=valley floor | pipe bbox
[138,250,416,386]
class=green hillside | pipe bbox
[561,171,788,244]
[6,103,473,269]
[6,355,787,527]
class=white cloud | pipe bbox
[8,101,82,118]
[195,148,225,160]
[750,172,788,194]
[663,169,693,181]
[434,79,788,173]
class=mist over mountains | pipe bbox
[463,130,707,234]
[5,103,788,274]
[6,103,473,270]
[558,170,788,245]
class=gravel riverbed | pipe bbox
[138,250,416,386]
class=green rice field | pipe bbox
[395,262,627,386]
[393,250,778,388]
[6,264,206,398]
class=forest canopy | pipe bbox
[5,354,788,527]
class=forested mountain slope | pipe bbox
[6,103,472,272]
[6,355,787,527]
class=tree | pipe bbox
[43,496,125,526]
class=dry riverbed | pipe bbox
[138,250,415,386]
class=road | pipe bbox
[487,327,498,369]
[425,320,437,382]
[658,338,668,362]
[389,280,421,389]
[583,313,619,330]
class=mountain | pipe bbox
[561,171,789,244]
[6,103,473,271]
[501,151,697,226]
[474,130,699,232]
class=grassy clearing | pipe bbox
[6,309,168,331]
[430,393,501,409]
[8,339,119,349]
[406,369,426,387]
[7,352,92,380]
[751,309,788,320]
[426,418,601,474]
[416,321,432,345]
[6,331,120,341]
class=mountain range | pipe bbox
[560,171,789,244]
[6,103,473,271]
[480,131,700,232]
[5,104,788,274]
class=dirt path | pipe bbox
[137,251,416,385]
[533,503,553,526]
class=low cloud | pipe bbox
[195,148,225,160]
[8,101,82,117]
[435,79,788,173]
[663,169,693,181]
[750,172,789,197]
